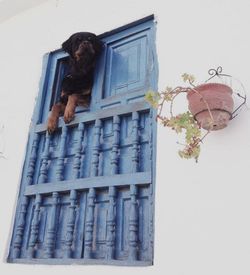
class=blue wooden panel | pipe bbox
[104,33,148,97]
[8,15,158,266]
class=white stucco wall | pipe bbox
[1,0,250,274]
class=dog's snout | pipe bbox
[80,41,90,47]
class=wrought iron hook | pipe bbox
[231,93,247,119]
[205,66,247,119]
[205,66,232,83]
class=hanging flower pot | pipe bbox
[187,83,234,130]
[145,67,247,162]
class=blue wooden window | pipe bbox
[7,15,158,266]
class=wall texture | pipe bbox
[1,0,250,274]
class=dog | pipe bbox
[47,32,103,134]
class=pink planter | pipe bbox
[187,83,234,130]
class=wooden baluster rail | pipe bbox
[84,119,101,258]
[106,115,120,260]
[64,123,84,258]
[90,119,101,177]
[38,132,51,184]
[56,125,68,181]
[72,122,84,179]
[64,190,77,258]
[44,192,59,258]
[12,196,29,258]
[27,194,42,258]
[148,109,154,260]
[27,133,40,185]
[84,188,96,259]
[110,116,120,175]
[128,112,140,260]
[12,133,40,258]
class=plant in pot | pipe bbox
[145,67,247,162]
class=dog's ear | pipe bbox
[62,36,73,57]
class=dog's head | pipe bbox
[62,32,103,62]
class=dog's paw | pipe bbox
[64,94,78,124]
[63,108,75,124]
[47,117,58,134]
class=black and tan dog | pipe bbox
[47,32,103,133]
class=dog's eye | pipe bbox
[87,36,92,41]
[76,37,82,43]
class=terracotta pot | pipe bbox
[187,83,234,130]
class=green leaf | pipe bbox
[145,91,160,108]
[165,86,173,93]
[181,73,195,84]
[145,73,206,162]
[182,73,189,82]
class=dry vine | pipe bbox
[145,74,214,162]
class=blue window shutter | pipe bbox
[7,15,158,266]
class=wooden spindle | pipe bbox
[106,115,120,259]
[110,115,120,175]
[131,112,140,173]
[128,112,140,260]
[12,134,40,258]
[72,122,84,179]
[63,123,85,257]
[27,194,42,258]
[106,186,116,260]
[84,188,96,259]
[83,120,101,258]
[128,185,139,261]
[90,119,102,177]
[64,190,77,258]
[63,123,84,258]
[149,184,154,261]
[38,133,51,184]
[26,133,40,185]
[149,109,153,163]
[11,196,29,258]
[148,109,154,260]
[44,192,59,258]
[56,126,68,181]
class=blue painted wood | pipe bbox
[34,101,149,133]
[90,119,102,177]
[111,115,120,174]
[44,192,59,258]
[131,112,140,173]
[106,186,116,259]
[106,115,120,259]
[84,188,96,259]
[56,126,68,181]
[128,112,140,260]
[38,132,51,184]
[8,15,158,266]
[64,190,77,258]
[24,172,151,195]
[129,185,139,260]
[11,196,29,258]
[26,134,40,185]
[27,194,42,258]
[63,123,84,258]
[72,122,85,179]
[104,34,148,98]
